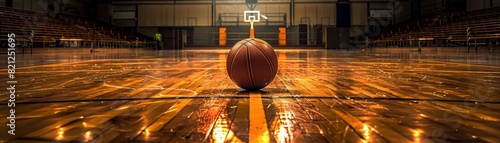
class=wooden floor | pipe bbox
[1,47,500,143]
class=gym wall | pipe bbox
[294,2,336,26]
[368,1,411,24]
[495,0,500,7]
[216,3,290,26]
[96,4,110,23]
[60,0,95,17]
[350,2,367,37]
[420,0,442,16]
[136,27,158,38]
[466,0,500,11]
[13,0,48,13]
[351,2,367,26]
[112,4,136,26]
[395,1,411,24]
[467,0,491,11]
[138,4,212,26]
[8,0,94,18]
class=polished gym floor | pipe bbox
[0,47,499,143]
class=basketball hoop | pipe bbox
[244,11,260,22]
[244,10,260,38]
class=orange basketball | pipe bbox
[226,38,278,90]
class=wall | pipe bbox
[466,0,500,11]
[294,3,335,26]
[367,1,410,25]
[351,3,367,26]
[395,1,411,24]
[7,0,95,17]
[176,4,211,26]
[134,1,410,27]
[368,2,392,25]
[60,0,95,17]
[421,0,442,16]
[215,3,290,26]
[136,1,338,27]
[137,27,157,37]
[96,4,110,23]
[0,0,5,7]
[262,3,290,25]
[130,0,410,39]
[467,0,490,11]
[113,5,135,19]
[495,0,500,7]
[350,2,367,37]
[193,26,216,46]
[138,4,211,26]
[112,4,135,26]
[13,0,48,13]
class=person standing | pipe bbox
[154,32,162,50]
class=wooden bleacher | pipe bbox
[58,14,148,42]
[0,7,150,48]
[372,7,500,48]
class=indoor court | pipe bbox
[1,0,500,143]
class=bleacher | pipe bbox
[372,7,500,48]
[0,7,150,48]
[59,14,147,43]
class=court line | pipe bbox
[3,60,98,70]
[130,66,226,142]
[13,96,500,105]
[13,68,226,73]
[142,69,209,132]
[249,92,271,143]
[146,99,192,132]
[418,59,500,69]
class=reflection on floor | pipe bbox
[0,47,499,143]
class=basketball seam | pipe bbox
[246,41,275,75]
[252,39,273,48]
[229,44,245,79]
[243,39,253,45]
[246,45,256,89]
[244,39,271,49]
[252,40,277,67]
[248,40,275,68]
[254,47,275,82]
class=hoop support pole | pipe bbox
[250,21,255,38]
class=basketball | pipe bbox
[226,38,278,90]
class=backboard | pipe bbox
[244,10,260,22]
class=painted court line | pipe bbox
[249,92,270,143]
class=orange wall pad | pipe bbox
[279,27,286,46]
[219,27,226,46]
